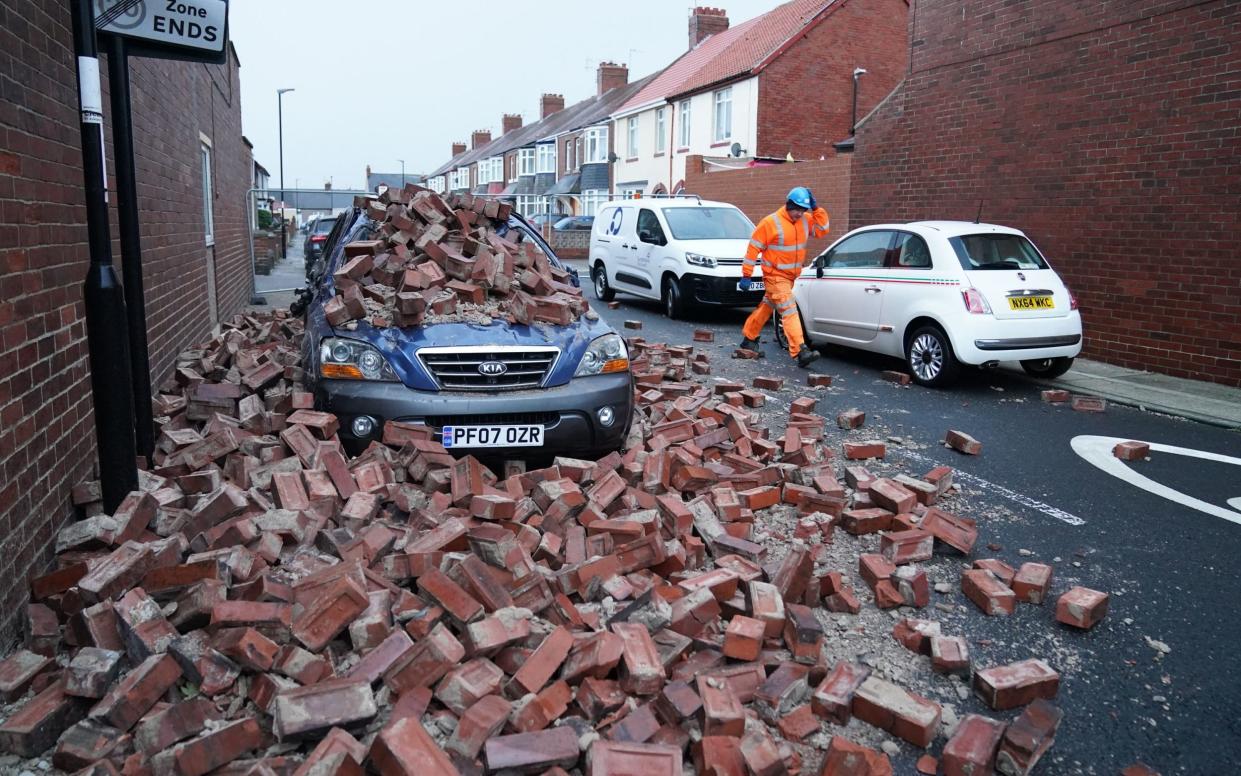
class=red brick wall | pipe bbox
[851,0,1241,386]
[683,155,852,258]
[756,0,909,160]
[0,0,253,646]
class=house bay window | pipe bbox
[585,127,608,164]
[537,143,556,174]
[519,148,535,176]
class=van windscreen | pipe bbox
[663,208,754,240]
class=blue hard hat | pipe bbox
[787,187,812,209]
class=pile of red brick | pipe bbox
[324,187,587,329]
[0,311,1101,775]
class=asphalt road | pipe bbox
[588,284,1241,775]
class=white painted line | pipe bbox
[901,450,1087,526]
[1070,435,1241,526]
[1229,497,1241,512]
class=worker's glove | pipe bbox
[739,277,753,291]
[808,192,817,211]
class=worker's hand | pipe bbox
[739,277,753,292]
[808,192,817,210]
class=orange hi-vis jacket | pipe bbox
[742,205,830,280]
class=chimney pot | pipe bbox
[596,62,629,95]
[689,6,730,49]
[540,93,565,119]
[452,141,467,156]
[471,130,492,150]
[502,113,523,135]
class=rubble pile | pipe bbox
[324,186,588,329]
[0,310,1106,776]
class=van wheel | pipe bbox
[663,276,687,319]
[1021,357,1074,378]
[906,325,959,387]
[592,263,615,302]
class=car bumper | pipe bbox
[949,313,1084,364]
[315,372,634,455]
[681,272,766,306]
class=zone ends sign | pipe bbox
[95,0,228,63]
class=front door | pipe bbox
[809,230,894,343]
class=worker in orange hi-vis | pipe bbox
[738,186,829,367]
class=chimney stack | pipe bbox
[540,93,565,119]
[452,141,467,156]
[471,130,492,150]
[502,113,523,135]
[597,62,629,95]
[365,164,372,176]
[689,7,729,49]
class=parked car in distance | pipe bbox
[553,215,595,231]
[302,207,634,457]
[588,195,763,319]
[791,221,1082,386]
[303,214,341,262]
[524,212,560,228]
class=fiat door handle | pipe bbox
[865,285,882,294]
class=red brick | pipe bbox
[738,726,783,776]
[972,558,1016,587]
[745,581,785,638]
[295,727,368,774]
[843,441,885,460]
[345,629,414,685]
[89,653,182,731]
[944,429,982,455]
[824,588,860,614]
[1055,586,1109,629]
[920,507,978,554]
[697,675,745,737]
[272,678,377,739]
[1011,562,1054,604]
[879,529,933,564]
[820,736,892,775]
[694,736,746,776]
[892,618,941,654]
[169,717,263,776]
[974,658,1060,710]
[841,508,893,536]
[293,574,369,652]
[612,622,666,695]
[0,650,53,702]
[858,554,895,590]
[370,715,461,776]
[385,623,465,694]
[214,626,280,671]
[836,409,865,429]
[996,699,1062,775]
[435,658,505,715]
[506,625,573,698]
[962,569,1016,616]
[447,694,513,759]
[0,683,87,757]
[852,675,941,748]
[930,636,971,676]
[723,615,765,661]
[777,703,819,741]
[812,661,871,724]
[1071,396,1106,413]
[941,713,1006,776]
[869,479,916,513]
[134,698,220,754]
[484,726,581,773]
[1040,389,1070,403]
[783,603,824,662]
[1112,440,1150,461]
[420,567,485,626]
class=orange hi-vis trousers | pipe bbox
[741,274,803,358]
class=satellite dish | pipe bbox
[730,142,743,158]
[607,151,619,163]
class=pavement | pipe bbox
[586,289,1240,774]
[251,233,307,310]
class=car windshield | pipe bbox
[950,234,1049,270]
[662,207,754,240]
[313,218,337,235]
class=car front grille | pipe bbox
[418,346,559,391]
[422,411,560,429]
[715,258,745,266]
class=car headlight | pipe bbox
[319,337,399,381]
[685,252,717,268]
[575,333,630,377]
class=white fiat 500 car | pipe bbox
[791,221,1082,386]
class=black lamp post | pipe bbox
[277,87,294,258]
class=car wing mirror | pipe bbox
[816,255,825,278]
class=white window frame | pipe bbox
[581,189,608,216]
[519,148,535,176]
[678,100,691,149]
[713,87,732,142]
[537,143,556,174]
[655,108,667,154]
[627,116,639,158]
[200,137,214,245]
[576,138,583,169]
[585,127,608,164]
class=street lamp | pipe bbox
[850,68,867,137]
[397,158,405,189]
[277,87,294,259]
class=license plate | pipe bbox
[441,424,544,449]
[1008,295,1054,310]
[740,281,765,291]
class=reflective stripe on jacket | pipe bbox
[742,205,830,279]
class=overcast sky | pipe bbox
[230,0,785,191]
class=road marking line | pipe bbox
[901,450,1086,526]
[1070,435,1241,526]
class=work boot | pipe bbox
[796,349,820,368]
[739,336,760,351]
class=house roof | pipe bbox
[427,73,661,178]
[617,0,837,113]
[368,171,424,191]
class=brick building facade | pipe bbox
[851,0,1241,386]
[0,1,253,645]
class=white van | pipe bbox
[588,196,762,319]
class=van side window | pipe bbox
[891,232,932,269]
[637,209,666,244]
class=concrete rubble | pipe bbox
[0,308,1115,775]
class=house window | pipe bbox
[713,87,732,142]
[627,116,639,157]
[581,189,608,216]
[537,143,556,174]
[655,108,667,153]
[585,127,608,164]
[576,138,584,168]
[519,148,535,176]
[493,156,504,182]
[200,141,214,245]
[678,100,691,148]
